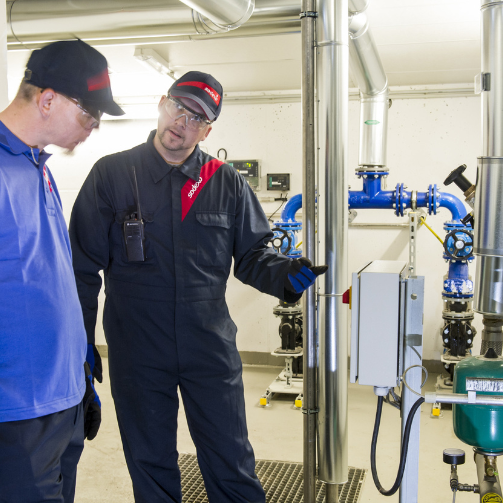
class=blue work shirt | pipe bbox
[0,121,86,422]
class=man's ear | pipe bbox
[201,125,212,141]
[37,88,57,118]
[158,95,167,113]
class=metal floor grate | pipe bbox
[179,453,366,503]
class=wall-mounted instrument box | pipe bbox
[267,173,290,191]
[228,160,260,191]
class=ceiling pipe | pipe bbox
[348,0,389,171]
[6,0,300,50]
[178,0,254,32]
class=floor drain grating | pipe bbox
[179,453,366,503]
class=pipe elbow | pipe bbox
[349,11,369,39]
[438,192,467,222]
[349,0,370,15]
[280,193,302,222]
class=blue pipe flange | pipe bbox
[442,291,474,300]
[444,221,467,231]
[394,183,400,216]
[399,183,405,217]
[428,184,438,215]
[394,183,406,217]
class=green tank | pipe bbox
[453,350,503,453]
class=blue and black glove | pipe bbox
[83,362,101,441]
[86,343,103,383]
[285,257,328,301]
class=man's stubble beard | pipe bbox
[158,128,185,152]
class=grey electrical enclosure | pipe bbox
[350,260,408,388]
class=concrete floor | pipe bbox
[75,360,475,503]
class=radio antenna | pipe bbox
[132,166,142,222]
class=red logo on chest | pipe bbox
[181,159,223,220]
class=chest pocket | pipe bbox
[196,212,234,268]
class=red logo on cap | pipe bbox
[177,81,221,105]
[87,68,110,91]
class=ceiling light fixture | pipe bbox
[133,48,175,80]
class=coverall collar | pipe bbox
[0,121,51,167]
[147,129,207,183]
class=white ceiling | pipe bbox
[6,0,481,103]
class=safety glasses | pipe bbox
[164,96,212,131]
[58,93,102,130]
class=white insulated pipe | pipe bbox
[316,0,349,489]
[348,1,389,169]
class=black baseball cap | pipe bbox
[24,40,124,117]
[169,71,223,121]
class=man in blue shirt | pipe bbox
[0,40,123,502]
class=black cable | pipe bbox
[217,148,227,160]
[268,194,287,223]
[371,395,425,496]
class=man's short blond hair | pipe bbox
[16,81,40,102]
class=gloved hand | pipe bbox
[83,362,101,441]
[86,343,103,383]
[285,257,328,294]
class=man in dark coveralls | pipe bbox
[69,71,327,503]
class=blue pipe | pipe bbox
[443,261,473,299]
[279,175,467,223]
[347,174,467,222]
[437,192,466,223]
[281,193,303,222]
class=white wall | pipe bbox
[48,95,481,360]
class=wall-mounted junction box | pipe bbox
[350,260,408,388]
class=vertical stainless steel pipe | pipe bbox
[474,0,503,318]
[301,1,318,502]
[481,0,503,157]
[348,3,388,169]
[316,0,349,489]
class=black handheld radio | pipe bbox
[123,166,145,262]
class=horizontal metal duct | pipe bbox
[7,0,301,50]
[178,0,254,30]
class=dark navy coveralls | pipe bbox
[69,131,295,503]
